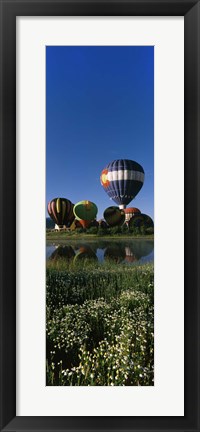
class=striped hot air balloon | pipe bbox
[47,198,74,229]
[100,159,145,209]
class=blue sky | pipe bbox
[46,46,154,220]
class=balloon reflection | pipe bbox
[49,245,75,261]
[48,240,154,264]
[104,245,126,263]
[74,246,98,262]
[124,241,154,262]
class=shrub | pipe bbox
[129,226,140,236]
[86,226,98,235]
[146,227,154,235]
[121,224,129,234]
[97,227,108,236]
[109,226,122,235]
[140,225,146,236]
[76,228,85,233]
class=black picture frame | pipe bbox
[0,1,200,431]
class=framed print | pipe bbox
[0,1,200,431]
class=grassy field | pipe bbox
[46,260,154,386]
[46,231,154,242]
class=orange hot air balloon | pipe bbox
[124,207,141,223]
[79,220,90,229]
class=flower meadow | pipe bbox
[46,260,154,386]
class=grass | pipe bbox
[46,259,154,386]
[46,233,154,242]
[46,230,154,242]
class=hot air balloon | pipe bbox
[77,220,90,229]
[73,201,98,228]
[104,206,125,227]
[47,198,74,229]
[124,207,141,223]
[69,220,80,231]
[98,219,108,229]
[129,213,154,230]
[89,220,99,228]
[100,159,145,209]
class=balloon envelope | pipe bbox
[124,207,141,222]
[98,219,108,229]
[47,198,74,227]
[89,220,99,228]
[129,213,154,229]
[104,206,125,227]
[79,220,91,229]
[100,159,145,207]
[73,200,98,221]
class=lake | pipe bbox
[46,239,154,265]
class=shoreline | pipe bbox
[46,233,154,243]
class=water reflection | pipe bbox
[49,245,75,261]
[124,241,154,261]
[104,245,126,263]
[46,240,154,265]
[74,246,98,262]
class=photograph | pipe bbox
[1,0,200,428]
[46,45,154,386]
